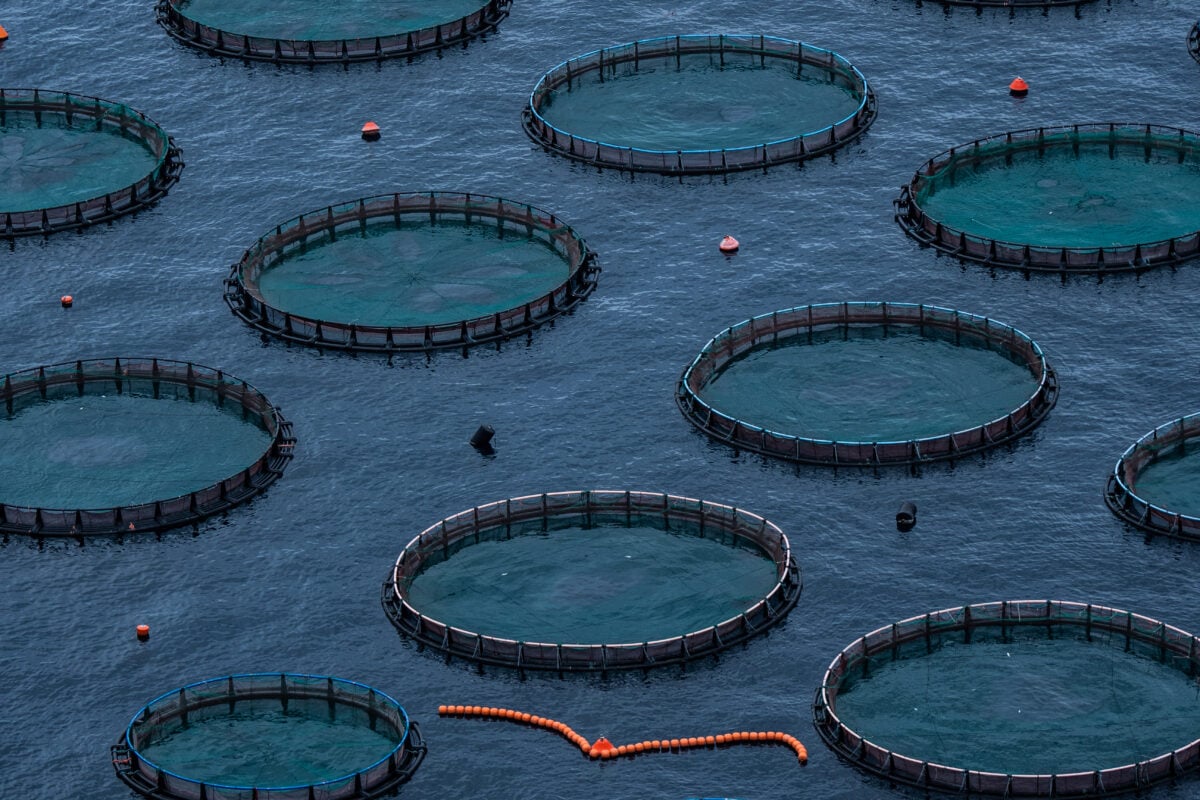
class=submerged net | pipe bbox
[1190,22,1200,64]
[897,124,1200,272]
[382,490,802,671]
[815,601,1200,797]
[156,0,511,63]
[113,674,425,800]
[0,89,182,236]
[522,34,876,175]
[1106,413,1200,539]
[0,358,294,537]
[676,302,1058,467]
[226,192,599,353]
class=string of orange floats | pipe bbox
[437,705,807,764]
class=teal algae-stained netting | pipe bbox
[696,327,1038,443]
[915,133,1200,248]
[537,55,863,151]
[173,0,489,38]
[0,113,158,213]
[253,220,572,327]
[1133,443,1200,518]
[404,524,780,643]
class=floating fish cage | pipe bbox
[111,673,425,800]
[224,192,600,353]
[814,600,1200,797]
[676,302,1058,467]
[0,88,182,237]
[382,490,801,672]
[1189,22,1200,64]
[895,124,1200,273]
[154,0,511,63]
[1105,413,1200,539]
[521,34,876,175]
[0,358,294,537]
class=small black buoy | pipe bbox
[896,501,917,531]
[469,424,495,451]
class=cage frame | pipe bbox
[381,489,802,672]
[224,191,601,353]
[675,301,1058,467]
[1105,412,1200,540]
[814,600,1200,797]
[895,123,1200,273]
[0,357,295,538]
[154,0,511,64]
[521,34,877,175]
[111,672,426,800]
[0,88,183,238]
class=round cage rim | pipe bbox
[113,672,424,798]
[1105,411,1200,539]
[895,122,1200,273]
[381,489,803,672]
[521,33,877,175]
[0,356,295,537]
[813,599,1200,797]
[154,0,512,64]
[224,190,601,353]
[0,87,184,238]
[674,301,1058,467]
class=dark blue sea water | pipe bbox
[2,1,1200,798]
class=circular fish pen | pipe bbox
[1190,22,1200,64]
[381,490,802,672]
[676,302,1058,467]
[521,34,876,175]
[224,192,600,353]
[0,89,182,237]
[155,0,510,63]
[0,358,294,537]
[814,600,1200,797]
[895,123,1200,273]
[1105,413,1200,539]
[111,673,425,800]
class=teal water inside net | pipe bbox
[832,634,1200,774]
[0,113,159,213]
[404,523,779,643]
[176,0,489,40]
[1133,441,1200,517]
[915,135,1200,248]
[254,220,571,327]
[138,698,401,787]
[696,327,1037,442]
[0,393,273,509]
[537,54,863,151]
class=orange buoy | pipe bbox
[0,24,8,41]
[361,121,381,141]
[718,235,740,253]
[1008,76,1029,97]
[135,624,150,641]
[60,295,73,308]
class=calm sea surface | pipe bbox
[3,0,1200,798]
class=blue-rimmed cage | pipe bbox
[675,302,1058,467]
[814,600,1200,797]
[895,124,1200,273]
[1106,413,1200,539]
[0,358,294,537]
[154,0,510,63]
[111,673,426,800]
[521,34,877,175]
[224,191,600,353]
[0,88,183,237]
[381,490,802,672]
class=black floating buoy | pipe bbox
[896,501,917,531]
[469,424,495,451]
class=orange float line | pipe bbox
[437,705,807,764]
